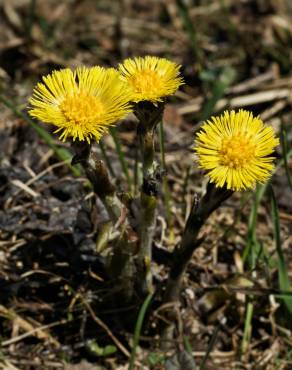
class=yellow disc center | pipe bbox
[219,134,256,168]
[60,92,104,125]
[129,69,162,93]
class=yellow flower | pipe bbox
[29,67,132,143]
[195,110,279,191]
[119,56,183,103]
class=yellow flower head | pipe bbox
[29,67,132,143]
[119,56,184,103]
[195,110,279,191]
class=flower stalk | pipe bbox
[71,141,125,223]
[160,183,233,343]
[164,183,233,303]
[72,141,137,300]
[118,56,183,296]
[135,102,164,295]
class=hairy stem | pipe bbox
[160,183,232,344]
[164,183,233,303]
[72,141,137,300]
[135,102,164,296]
[138,128,158,295]
[72,141,124,223]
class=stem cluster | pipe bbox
[71,102,233,338]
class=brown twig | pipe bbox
[79,295,131,358]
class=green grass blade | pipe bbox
[158,121,166,168]
[158,121,172,224]
[175,0,202,65]
[275,291,292,300]
[109,127,133,193]
[182,165,191,220]
[128,293,153,370]
[280,122,292,190]
[241,301,254,354]
[199,321,222,370]
[133,146,143,197]
[133,148,138,192]
[26,0,36,40]
[0,95,81,176]
[241,185,265,353]
[183,335,193,355]
[270,186,292,315]
[242,185,265,264]
[240,148,292,350]
[246,145,292,209]
[200,66,236,122]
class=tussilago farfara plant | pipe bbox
[164,110,279,304]
[29,66,136,296]
[29,57,279,335]
[119,56,184,295]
